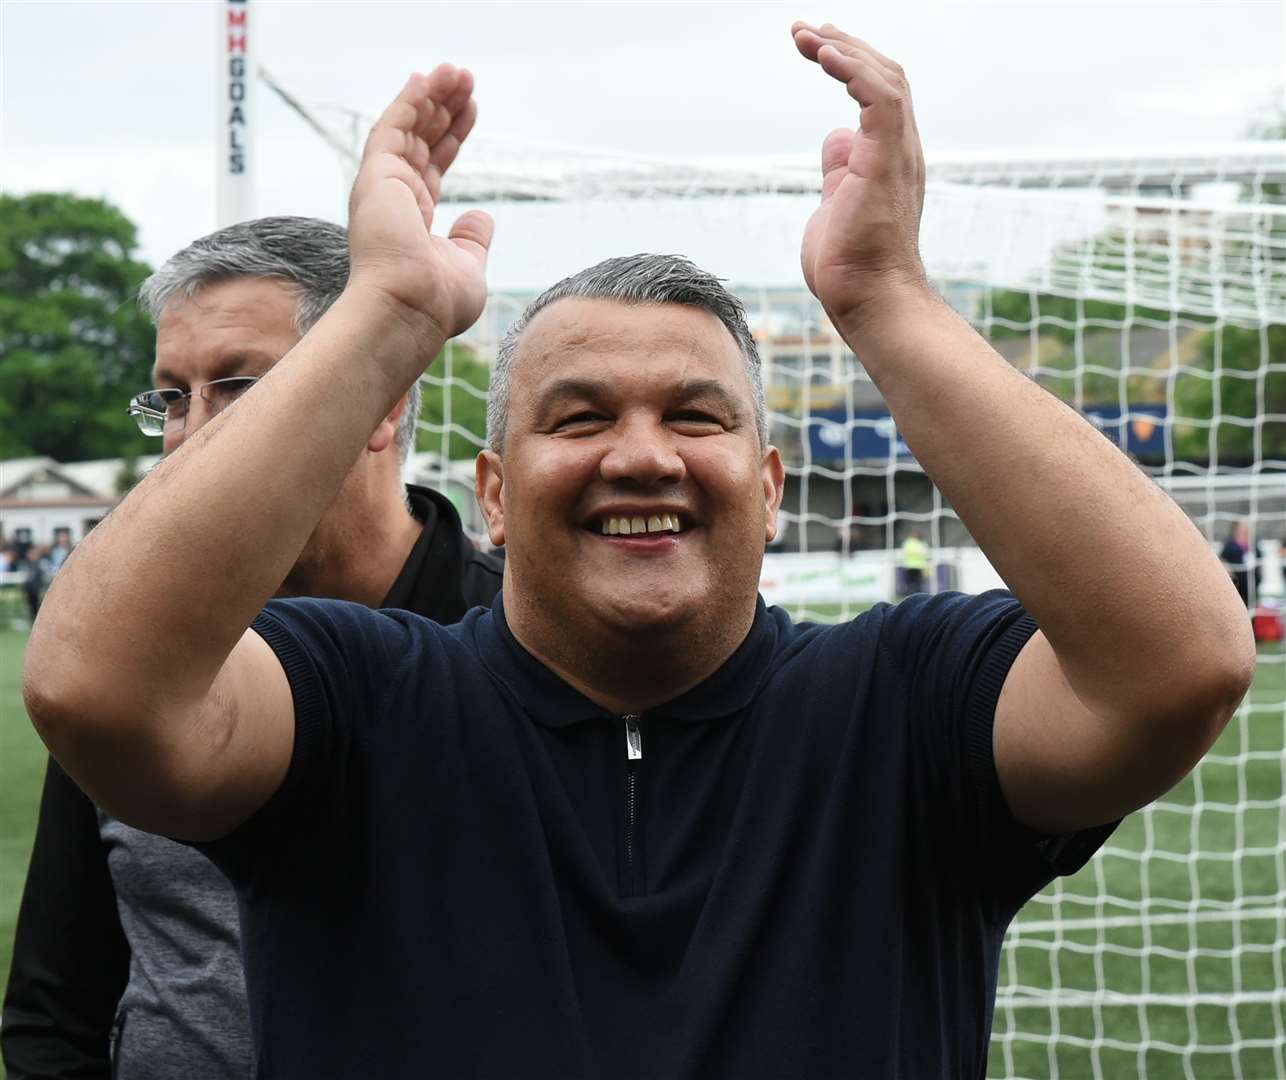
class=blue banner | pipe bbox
[806,402,1168,463]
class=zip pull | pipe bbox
[624,715,643,761]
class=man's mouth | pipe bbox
[596,514,686,536]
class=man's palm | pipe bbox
[347,65,493,344]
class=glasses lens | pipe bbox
[127,389,185,436]
[128,406,165,436]
[203,376,259,415]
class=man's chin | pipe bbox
[591,589,700,635]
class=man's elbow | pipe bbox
[1211,618,1257,724]
[22,641,81,748]
[1167,616,1256,758]
[22,633,129,755]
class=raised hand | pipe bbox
[346,64,493,359]
[792,24,929,328]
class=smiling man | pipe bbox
[21,23,1254,1079]
[479,274,781,712]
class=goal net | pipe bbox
[411,136,1286,1079]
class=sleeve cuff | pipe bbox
[963,610,1118,882]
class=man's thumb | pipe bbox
[448,210,495,260]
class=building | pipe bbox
[0,456,160,547]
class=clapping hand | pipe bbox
[346,64,493,368]
[793,23,929,329]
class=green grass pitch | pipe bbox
[0,627,1282,1078]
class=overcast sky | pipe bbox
[3,0,1283,287]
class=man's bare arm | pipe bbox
[793,22,1255,833]
[23,65,493,840]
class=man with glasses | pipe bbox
[3,213,502,1079]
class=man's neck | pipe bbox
[503,590,758,716]
[281,498,423,608]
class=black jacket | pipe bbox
[0,484,502,1079]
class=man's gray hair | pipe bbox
[486,253,767,451]
[138,216,421,462]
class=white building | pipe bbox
[0,456,161,546]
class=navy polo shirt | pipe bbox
[204,589,1113,1078]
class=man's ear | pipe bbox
[368,395,409,454]
[476,449,506,547]
[762,445,786,542]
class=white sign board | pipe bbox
[759,551,891,607]
[217,0,254,226]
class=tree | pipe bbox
[982,276,1173,412]
[415,343,491,460]
[1173,324,1286,464]
[0,193,156,461]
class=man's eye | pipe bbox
[557,412,607,428]
[671,412,723,429]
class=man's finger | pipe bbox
[361,71,429,164]
[814,23,903,76]
[417,65,473,146]
[792,22,905,88]
[819,129,854,199]
[428,97,478,183]
[447,210,495,262]
[816,44,904,132]
[404,130,431,177]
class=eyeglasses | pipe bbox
[126,376,260,437]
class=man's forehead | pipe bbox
[153,276,299,382]
[157,276,297,328]
[513,297,743,385]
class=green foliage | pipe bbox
[985,288,1172,345]
[415,343,490,460]
[981,289,1168,412]
[0,193,156,461]
[1173,322,1286,464]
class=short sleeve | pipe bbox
[196,597,433,882]
[877,590,1116,905]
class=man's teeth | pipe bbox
[600,514,683,535]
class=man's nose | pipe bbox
[599,419,686,486]
[162,396,217,455]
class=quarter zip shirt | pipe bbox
[207,590,1115,1079]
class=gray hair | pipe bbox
[138,216,421,462]
[486,253,767,451]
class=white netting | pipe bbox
[407,138,1286,1079]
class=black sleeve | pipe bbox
[878,590,1117,902]
[197,597,434,883]
[2,759,130,1080]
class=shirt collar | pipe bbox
[382,484,467,623]
[473,591,784,729]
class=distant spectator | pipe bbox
[833,521,854,556]
[11,532,33,567]
[20,546,45,621]
[1220,520,1256,609]
[41,528,74,578]
[901,530,930,596]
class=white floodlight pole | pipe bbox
[217,0,255,226]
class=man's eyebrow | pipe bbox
[532,377,747,417]
[532,377,611,410]
[151,352,275,388]
[674,379,745,418]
